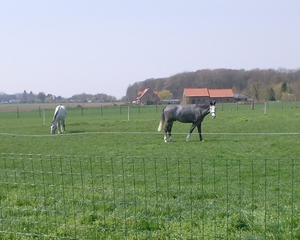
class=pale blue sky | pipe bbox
[1,0,299,99]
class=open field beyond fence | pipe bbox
[0,102,300,239]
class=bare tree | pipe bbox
[37,92,46,103]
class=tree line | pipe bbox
[2,68,299,104]
[126,68,300,102]
[0,91,117,104]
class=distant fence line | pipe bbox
[0,101,299,118]
[0,104,160,117]
[0,153,299,239]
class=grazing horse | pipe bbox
[157,102,216,142]
[51,105,67,134]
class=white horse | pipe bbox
[51,105,67,134]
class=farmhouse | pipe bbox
[134,88,160,105]
[182,88,234,104]
[208,89,235,103]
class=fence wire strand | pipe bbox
[0,153,299,239]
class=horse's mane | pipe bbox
[53,106,60,121]
[195,103,210,108]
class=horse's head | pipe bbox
[50,122,57,134]
[209,101,216,119]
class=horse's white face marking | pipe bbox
[210,105,216,119]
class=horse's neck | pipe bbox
[52,117,58,124]
[53,107,61,122]
[202,107,210,117]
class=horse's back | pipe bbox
[163,104,200,122]
[54,105,67,120]
[163,104,180,116]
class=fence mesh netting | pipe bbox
[0,154,299,239]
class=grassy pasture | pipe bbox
[0,102,299,158]
[0,102,300,239]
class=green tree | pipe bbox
[281,81,287,93]
[268,88,276,101]
[158,90,173,102]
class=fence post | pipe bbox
[17,107,19,119]
[264,101,267,114]
[100,105,103,116]
[81,107,83,116]
[128,105,130,121]
[43,110,45,125]
[120,105,122,115]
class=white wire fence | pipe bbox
[1,154,299,239]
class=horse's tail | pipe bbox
[157,107,166,131]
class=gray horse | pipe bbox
[157,102,216,142]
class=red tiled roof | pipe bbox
[136,88,158,100]
[137,91,144,97]
[184,88,209,97]
[184,88,234,98]
[137,88,149,99]
[209,89,234,98]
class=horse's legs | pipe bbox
[164,120,173,142]
[197,123,203,141]
[62,120,65,133]
[186,123,197,141]
[168,121,174,141]
[163,124,168,142]
[57,121,61,134]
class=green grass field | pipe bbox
[0,102,300,239]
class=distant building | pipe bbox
[234,94,249,102]
[183,88,210,104]
[208,89,235,103]
[162,99,180,105]
[134,88,160,105]
[183,88,234,104]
